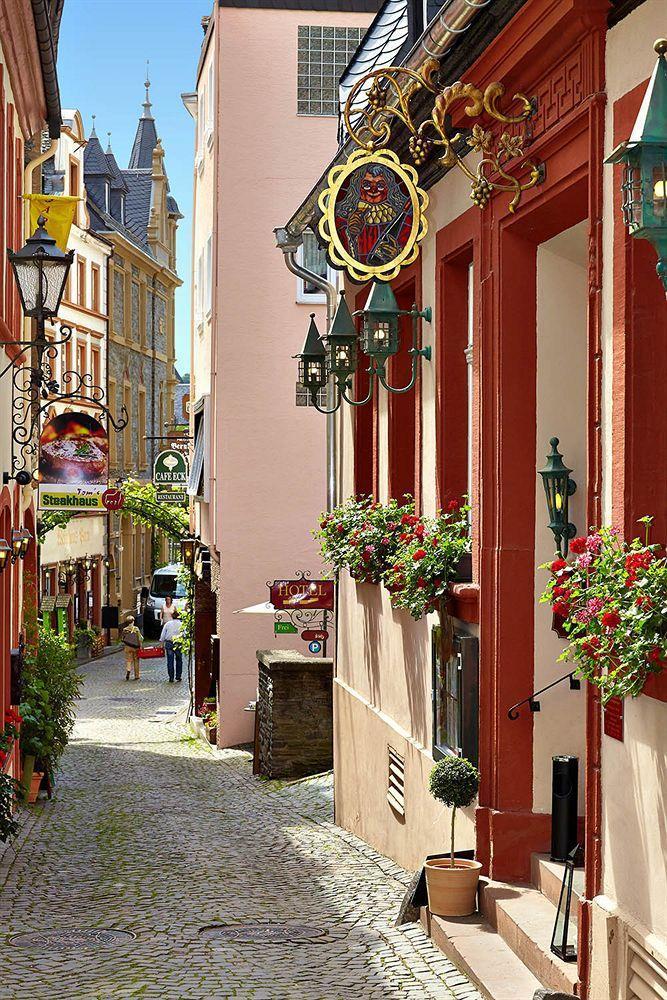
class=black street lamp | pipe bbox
[296,314,328,398]
[538,438,577,557]
[180,535,198,573]
[7,216,73,321]
[605,39,667,291]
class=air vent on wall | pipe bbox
[387,746,405,816]
[627,936,667,1000]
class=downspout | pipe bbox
[275,231,337,512]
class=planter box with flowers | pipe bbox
[314,496,471,656]
[315,496,414,585]
[540,517,667,702]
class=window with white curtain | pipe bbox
[296,231,335,303]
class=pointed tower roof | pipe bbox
[105,134,128,192]
[84,116,112,176]
[128,69,158,169]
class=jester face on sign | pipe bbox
[335,163,413,267]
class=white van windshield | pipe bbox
[150,575,186,598]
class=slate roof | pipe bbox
[84,83,180,261]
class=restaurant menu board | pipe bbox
[38,412,108,511]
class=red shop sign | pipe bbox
[102,488,125,510]
[603,696,624,742]
[302,629,329,643]
[269,579,334,612]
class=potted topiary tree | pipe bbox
[426,756,481,917]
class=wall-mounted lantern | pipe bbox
[0,538,10,574]
[10,528,32,563]
[296,284,431,414]
[538,438,577,557]
[59,557,77,588]
[605,39,667,292]
[180,535,198,573]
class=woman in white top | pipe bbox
[160,595,176,625]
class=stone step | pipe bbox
[530,853,584,915]
[422,909,543,1000]
[480,880,579,996]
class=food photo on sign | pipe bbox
[38,412,109,511]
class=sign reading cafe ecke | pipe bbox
[153,449,189,486]
[269,579,335,612]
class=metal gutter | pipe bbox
[30,0,62,139]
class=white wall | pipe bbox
[532,225,588,813]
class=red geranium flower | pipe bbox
[413,548,427,561]
[552,600,571,618]
[417,576,426,589]
[569,537,587,554]
[336,523,344,534]
[550,559,568,574]
[447,498,461,512]
[601,610,621,629]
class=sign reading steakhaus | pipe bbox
[38,412,109,511]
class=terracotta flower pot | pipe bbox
[27,770,44,805]
[425,858,482,917]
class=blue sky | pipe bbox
[57,0,205,373]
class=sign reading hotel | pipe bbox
[154,448,188,488]
[269,578,335,612]
[38,412,109,512]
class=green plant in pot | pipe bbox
[425,756,481,917]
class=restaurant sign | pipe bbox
[269,579,334,612]
[156,489,187,505]
[154,449,188,486]
[38,412,109,511]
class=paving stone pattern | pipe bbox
[0,651,484,1000]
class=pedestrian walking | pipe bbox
[122,615,143,681]
[160,611,183,683]
[160,594,177,625]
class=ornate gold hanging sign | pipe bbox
[318,148,428,284]
[318,63,542,283]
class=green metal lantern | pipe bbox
[538,438,577,557]
[359,281,400,360]
[296,313,327,391]
[606,39,667,291]
[326,292,358,382]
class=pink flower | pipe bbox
[586,597,605,615]
[575,552,593,568]
[585,533,603,553]
[381,536,390,546]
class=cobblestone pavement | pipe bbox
[0,650,483,1000]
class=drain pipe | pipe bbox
[274,228,338,512]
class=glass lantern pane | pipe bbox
[653,162,667,221]
[41,259,69,315]
[12,259,41,313]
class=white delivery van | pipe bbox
[144,563,187,637]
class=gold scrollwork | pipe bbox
[343,66,541,214]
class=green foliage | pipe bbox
[20,626,82,771]
[314,495,414,583]
[37,510,75,542]
[385,500,471,619]
[429,756,480,809]
[429,755,480,866]
[120,479,188,541]
[540,522,667,702]
[0,710,22,842]
[173,566,194,657]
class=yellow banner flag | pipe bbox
[24,195,79,251]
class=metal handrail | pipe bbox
[507,671,581,720]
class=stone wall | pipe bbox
[256,650,333,780]
[109,341,167,477]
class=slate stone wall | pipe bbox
[256,650,333,780]
[109,341,167,477]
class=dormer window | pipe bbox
[105,181,110,213]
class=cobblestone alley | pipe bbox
[0,651,482,1000]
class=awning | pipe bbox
[233,601,275,615]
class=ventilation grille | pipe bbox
[387,746,405,816]
[628,937,667,1000]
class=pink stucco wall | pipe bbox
[212,7,372,746]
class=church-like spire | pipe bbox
[128,66,158,169]
[142,61,153,120]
